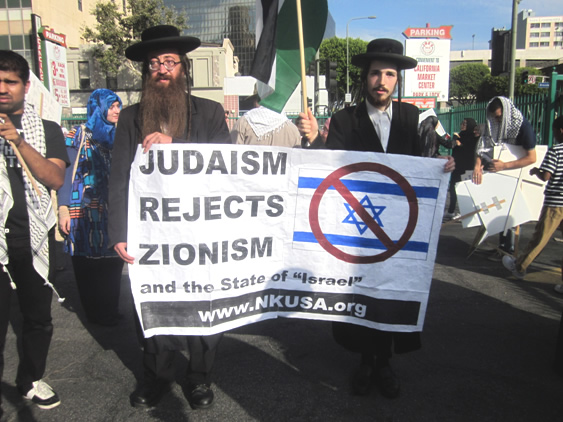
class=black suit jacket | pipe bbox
[315,100,423,355]
[312,100,421,156]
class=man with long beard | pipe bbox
[108,25,230,410]
[297,39,454,399]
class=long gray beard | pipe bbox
[139,75,189,140]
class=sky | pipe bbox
[327,0,562,51]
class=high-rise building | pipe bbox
[164,0,256,75]
[164,0,335,76]
[517,9,563,49]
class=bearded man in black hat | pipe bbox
[297,39,454,399]
[108,25,230,410]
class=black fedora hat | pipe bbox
[125,25,201,62]
[351,38,417,70]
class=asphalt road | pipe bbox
[2,220,563,422]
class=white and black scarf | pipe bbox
[486,96,524,145]
[0,102,55,285]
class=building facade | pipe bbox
[164,0,335,76]
[517,9,563,50]
[164,0,256,75]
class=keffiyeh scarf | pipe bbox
[486,96,524,145]
[0,102,55,284]
[245,106,292,140]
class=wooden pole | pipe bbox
[8,140,42,197]
[296,0,308,113]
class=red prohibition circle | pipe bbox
[309,162,418,263]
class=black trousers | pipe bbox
[0,235,55,404]
[71,256,123,324]
[141,333,223,387]
[447,171,462,214]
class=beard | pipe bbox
[366,86,393,109]
[139,73,189,140]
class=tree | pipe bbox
[318,36,368,109]
[475,66,544,102]
[82,0,188,77]
[449,63,490,105]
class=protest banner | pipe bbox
[127,144,450,337]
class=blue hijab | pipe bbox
[85,89,122,148]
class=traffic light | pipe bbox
[308,59,316,76]
[325,60,337,92]
[521,71,529,85]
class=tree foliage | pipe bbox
[82,0,188,76]
[318,36,368,108]
[449,63,490,105]
[474,66,544,103]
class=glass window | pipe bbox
[6,0,19,7]
[530,32,539,38]
[10,34,23,49]
[539,42,550,47]
[554,41,562,47]
[529,42,539,47]
[78,0,82,12]
[541,32,550,37]
[541,22,551,28]
[530,23,540,29]
[0,35,9,49]
[78,61,90,89]
[21,0,31,6]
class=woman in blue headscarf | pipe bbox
[58,89,123,326]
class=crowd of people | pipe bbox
[0,23,561,419]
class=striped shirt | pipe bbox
[540,143,563,207]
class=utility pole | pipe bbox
[508,0,521,100]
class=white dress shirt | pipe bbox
[366,100,393,152]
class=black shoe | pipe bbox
[375,365,400,399]
[350,363,374,396]
[130,380,170,408]
[187,384,214,409]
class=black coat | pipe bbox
[314,100,423,356]
[312,100,422,156]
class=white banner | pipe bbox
[404,39,451,102]
[127,145,450,337]
[44,40,70,107]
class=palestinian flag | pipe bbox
[250,0,328,113]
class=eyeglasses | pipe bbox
[148,59,180,72]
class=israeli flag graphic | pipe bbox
[292,166,442,262]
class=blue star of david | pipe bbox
[342,195,385,235]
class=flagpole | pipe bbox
[296,0,308,112]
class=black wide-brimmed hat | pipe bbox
[351,38,417,70]
[125,25,201,62]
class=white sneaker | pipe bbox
[444,211,455,218]
[502,255,526,280]
[554,284,563,294]
[22,380,61,409]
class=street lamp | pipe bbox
[472,34,475,50]
[346,15,376,103]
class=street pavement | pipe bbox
[2,220,563,422]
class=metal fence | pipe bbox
[436,93,558,147]
[62,94,560,146]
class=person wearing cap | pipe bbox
[297,39,454,399]
[107,25,230,410]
